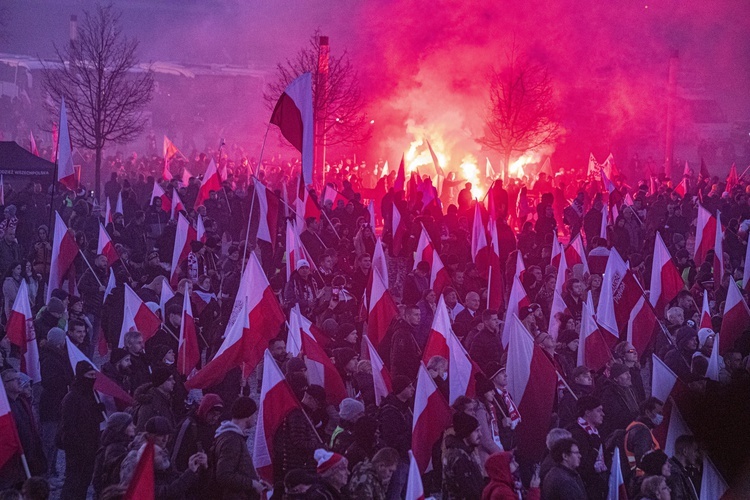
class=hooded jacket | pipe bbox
[92,427,132,495]
[211,421,259,500]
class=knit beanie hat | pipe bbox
[697,328,715,348]
[107,412,133,434]
[675,326,698,349]
[338,398,365,423]
[151,366,173,387]
[144,416,172,436]
[47,327,67,348]
[610,363,631,380]
[230,397,258,419]
[453,412,479,439]
[638,450,669,476]
[576,395,602,417]
[75,360,95,379]
[332,348,357,370]
[48,297,65,315]
[110,347,129,365]
[314,449,345,474]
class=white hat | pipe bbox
[697,328,715,348]
[296,259,310,270]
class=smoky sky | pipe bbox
[4,0,749,168]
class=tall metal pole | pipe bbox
[316,36,330,190]
[664,50,679,177]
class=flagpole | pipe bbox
[240,122,272,277]
[217,139,232,215]
[737,163,750,182]
[20,453,31,479]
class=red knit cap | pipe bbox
[314,449,345,474]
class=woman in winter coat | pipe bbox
[481,452,540,500]
[92,412,136,498]
[2,261,23,321]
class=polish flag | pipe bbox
[289,306,347,405]
[700,289,712,330]
[694,205,716,267]
[6,280,41,382]
[700,455,729,499]
[391,203,407,256]
[446,323,480,404]
[649,232,685,317]
[600,204,608,240]
[550,232,562,269]
[152,182,171,213]
[414,226,450,295]
[97,223,119,266]
[577,292,612,372]
[515,251,526,282]
[627,294,658,356]
[423,295,451,361]
[66,337,133,406]
[269,73,314,186]
[170,214,197,286]
[725,163,738,194]
[471,201,490,275]
[372,237,389,289]
[506,314,557,462]
[47,212,79,302]
[596,248,642,339]
[608,446,627,500]
[412,363,451,473]
[673,178,687,198]
[104,198,113,225]
[394,154,406,194]
[744,232,750,293]
[663,404,691,458]
[706,333,721,382]
[193,159,222,209]
[651,354,687,450]
[487,220,504,311]
[177,289,199,376]
[196,214,206,243]
[501,276,531,348]
[115,191,123,216]
[162,135,181,181]
[719,279,750,355]
[56,97,77,190]
[426,140,445,177]
[321,183,348,207]
[255,180,279,248]
[253,349,305,483]
[405,451,425,500]
[170,190,185,220]
[548,290,569,341]
[182,168,192,187]
[186,253,285,390]
[713,211,724,286]
[0,377,24,472]
[103,268,116,304]
[285,220,317,280]
[124,440,154,500]
[118,285,161,347]
[362,335,392,406]
[159,280,174,318]
[367,267,398,348]
[564,233,589,275]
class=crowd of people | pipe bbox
[0,145,748,500]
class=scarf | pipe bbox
[577,418,607,473]
[497,388,521,423]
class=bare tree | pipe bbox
[481,50,560,179]
[264,32,371,158]
[42,4,153,200]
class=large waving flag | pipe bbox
[423,295,451,361]
[193,159,222,209]
[47,212,79,302]
[362,335,392,406]
[414,226,450,295]
[548,246,568,340]
[372,238,389,289]
[255,179,279,248]
[487,219,504,311]
[405,451,425,500]
[186,253,285,390]
[162,135,182,181]
[699,289,712,330]
[367,267,398,348]
[170,214,197,286]
[270,73,314,186]
[719,279,750,355]
[0,378,24,475]
[596,247,642,339]
[391,203,407,256]
[253,349,306,483]
[471,201,490,275]
[97,222,119,266]
[285,220,318,280]
[426,140,445,177]
[124,439,155,500]
[565,233,589,275]
[412,363,451,473]
[506,314,557,462]
[152,182,171,213]
[695,206,716,267]
[649,232,684,317]
[66,337,133,406]
[6,280,41,383]
[501,276,530,348]
[608,446,627,500]
[170,190,185,220]
[651,354,684,449]
[577,291,612,372]
[118,285,161,347]
[56,97,77,190]
[177,288,199,376]
[627,293,658,357]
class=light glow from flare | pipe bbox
[508,152,542,178]
[459,155,484,199]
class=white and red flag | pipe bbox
[487,218,504,311]
[170,190,185,220]
[719,279,750,355]
[253,349,306,483]
[97,222,119,266]
[6,280,41,382]
[700,289,712,330]
[391,203,407,256]
[422,295,451,361]
[600,203,608,240]
[103,268,116,305]
[596,247,643,339]
[706,332,721,382]
[627,294,659,357]
[506,314,557,462]
[118,284,161,347]
[426,140,445,177]
[47,212,79,302]
[177,288,199,376]
[170,213,197,286]
[362,335,392,406]
[550,232,562,269]
[446,322,480,404]
[159,279,174,318]
[186,253,285,390]
[501,276,530,348]
[367,267,398,349]
[123,439,155,500]
[0,374,24,473]
[285,220,318,281]
[414,226,450,295]
[471,201,490,275]
[66,337,133,406]
[564,233,589,275]
[162,135,181,181]
[269,73,314,186]
[372,237,389,290]
[412,363,451,473]
[56,97,77,190]
[394,154,406,195]
[577,291,612,373]
[104,198,113,225]
[152,182,171,213]
[649,232,685,317]
[673,178,687,198]
[548,290,569,341]
[405,451,425,500]
[713,211,724,286]
[700,455,729,499]
[196,213,206,243]
[193,159,222,209]
[608,446,627,500]
[321,183,348,208]
[115,191,123,216]
[255,179,279,248]
[290,306,347,405]
[694,205,716,267]
[651,354,687,450]
[368,200,376,231]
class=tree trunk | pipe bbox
[95,146,102,203]
[504,149,511,181]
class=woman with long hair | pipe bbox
[2,261,23,322]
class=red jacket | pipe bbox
[481,452,540,500]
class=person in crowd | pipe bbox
[628,450,671,499]
[415,288,437,349]
[389,305,422,380]
[474,374,504,467]
[2,261,23,321]
[623,397,665,474]
[426,355,449,401]
[402,261,430,306]
[124,331,151,392]
[346,447,399,500]
[612,341,646,401]
[306,449,350,498]
[171,393,224,473]
[482,451,541,500]
[34,296,66,345]
[600,362,642,438]
[67,318,92,358]
[453,291,481,340]
[541,437,587,500]
[330,398,365,454]
[442,412,485,500]
[92,412,136,498]
[101,348,132,394]
[667,435,700,500]
[566,396,608,500]
[466,309,503,373]
[664,326,701,382]
[539,428,573,485]
[284,259,320,318]
[638,474,672,500]
[133,366,177,431]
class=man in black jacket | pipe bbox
[566,396,608,500]
[39,328,73,480]
[59,361,105,500]
[124,330,151,392]
[442,412,485,500]
[541,437,588,500]
[378,376,414,499]
[389,305,422,380]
